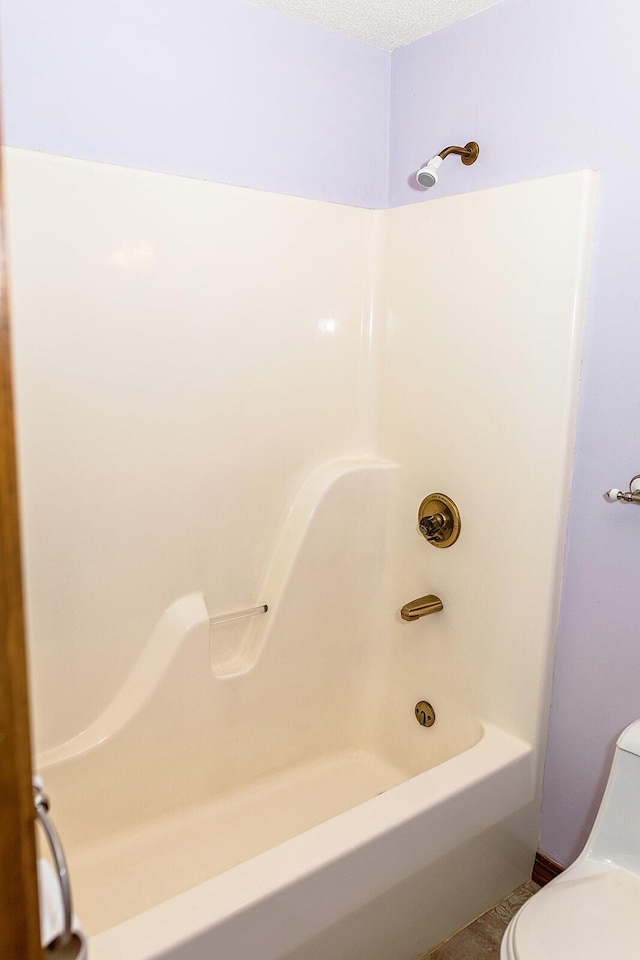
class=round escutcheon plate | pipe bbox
[415,700,436,727]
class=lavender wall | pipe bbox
[0,0,389,208]
[391,0,640,866]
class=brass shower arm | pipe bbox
[438,142,480,165]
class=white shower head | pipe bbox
[416,155,443,189]
[415,142,480,190]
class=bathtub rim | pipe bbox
[88,721,534,960]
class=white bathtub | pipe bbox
[37,461,539,960]
[83,723,533,960]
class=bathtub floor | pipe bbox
[421,881,540,959]
[69,746,412,936]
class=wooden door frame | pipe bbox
[0,128,43,955]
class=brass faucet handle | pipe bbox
[418,494,461,548]
[419,513,447,541]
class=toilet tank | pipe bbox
[617,719,640,758]
[585,719,640,875]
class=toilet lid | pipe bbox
[512,866,640,960]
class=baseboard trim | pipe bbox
[531,851,564,886]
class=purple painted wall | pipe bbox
[391,0,640,866]
[0,0,390,208]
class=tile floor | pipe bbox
[421,880,540,960]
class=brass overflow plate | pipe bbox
[415,701,436,727]
[418,493,461,548]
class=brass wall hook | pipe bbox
[418,493,461,548]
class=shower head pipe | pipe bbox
[438,142,480,165]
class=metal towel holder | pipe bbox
[33,778,88,958]
[605,474,640,505]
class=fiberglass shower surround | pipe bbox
[5,146,596,959]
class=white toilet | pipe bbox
[501,718,640,959]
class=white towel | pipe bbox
[38,859,87,960]
[37,858,83,949]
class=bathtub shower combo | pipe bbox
[5,147,597,960]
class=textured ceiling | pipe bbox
[246,0,502,50]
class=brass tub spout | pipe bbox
[400,595,443,621]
